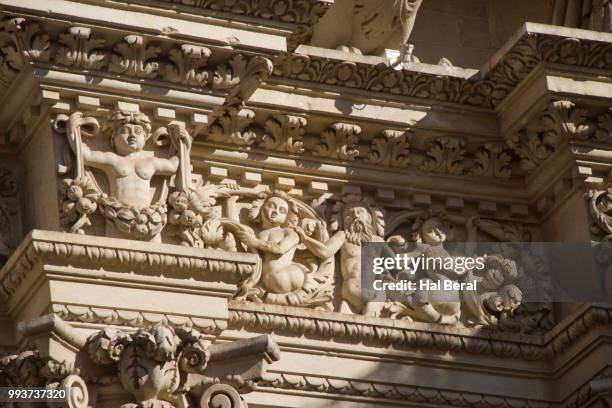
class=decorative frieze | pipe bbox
[142,0,333,51]
[507,101,612,174]
[55,26,106,70]
[272,30,612,109]
[0,16,273,105]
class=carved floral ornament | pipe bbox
[507,101,612,174]
[272,32,612,108]
[0,315,280,408]
[113,0,333,52]
[206,116,516,178]
[0,16,272,102]
[52,107,549,331]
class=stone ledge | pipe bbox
[271,23,612,109]
[228,301,612,362]
[0,230,258,302]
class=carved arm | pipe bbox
[295,228,346,259]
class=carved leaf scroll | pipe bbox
[109,35,160,78]
[366,129,410,167]
[261,113,306,153]
[55,26,106,70]
[313,123,361,161]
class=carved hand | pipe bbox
[168,123,193,151]
[466,216,480,231]
[235,230,259,248]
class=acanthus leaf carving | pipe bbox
[55,26,107,70]
[207,106,257,146]
[261,113,307,153]
[313,123,361,161]
[0,17,50,86]
[84,320,278,408]
[548,100,595,140]
[593,108,612,143]
[0,347,89,408]
[109,34,160,78]
[505,101,603,174]
[163,43,211,86]
[86,321,210,408]
[366,129,411,168]
[469,142,513,179]
[419,136,466,174]
[213,53,273,105]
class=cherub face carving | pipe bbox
[262,196,289,226]
[420,217,447,245]
[113,123,147,155]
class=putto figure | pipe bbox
[57,109,192,241]
[235,192,307,294]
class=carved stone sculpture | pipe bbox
[309,0,423,56]
[383,211,527,327]
[231,190,339,308]
[55,109,192,241]
[324,195,390,316]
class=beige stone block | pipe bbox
[445,197,464,210]
[375,188,395,202]
[343,185,361,196]
[243,171,262,185]
[413,193,432,207]
[276,176,295,191]
[308,181,328,193]
[115,101,140,112]
[209,166,228,179]
[510,204,529,217]
[76,95,100,110]
[155,107,176,121]
[478,201,497,214]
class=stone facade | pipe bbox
[1,0,612,407]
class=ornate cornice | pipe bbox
[110,0,332,52]
[0,230,258,302]
[271,25,612,109]
[229,302,612,362]
[52,304,228,335]
[259,371,552,407]
[0,16,272,105]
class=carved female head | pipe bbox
[108,110,152,156]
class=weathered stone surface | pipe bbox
[1,1,612,407]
